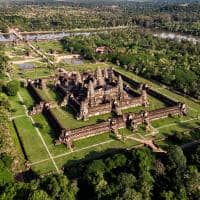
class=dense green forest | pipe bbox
[0,1,200,35]
[61,29,200,99]
[0,140,200,200]
[75,145,200,200]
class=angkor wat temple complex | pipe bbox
[27,67,187,150]
[55,67,149,120]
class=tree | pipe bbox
[184,166,200,200]
[85,161,107,192]
[6,80,20,96]
[166,145,187,191]
[189,145,200,170]
[97,172,142,200]
[28,190,51,200]
[0,54,9,74]
[115,187,142,200]
[0,160,13,186]
[131,147,154,173]
[0,93,10,110]
[0,153,13,169]
[138,171,154,200]
[166,145,187,173]
[161,191,176,200]
[129,148,154,200]
[105,154,127,171]
[117,173,137,190]
[40,175,78,200]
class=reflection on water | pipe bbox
[63,58,83,65]
[0,32,91,42]
[153,32,199,44]
[0,34,16,42]
[18,62,35,69]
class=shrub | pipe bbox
[20,81,26,88]
[0,93,10,110]
[35,122,44,129]
[10,108,17,113]
[6,80,20,96]
[0,153,13,169]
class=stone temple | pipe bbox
[55,67,149,120]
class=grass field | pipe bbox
[59,62,111,72]
[13,116,49,162]
[30,41,64,53]
[7,58,200,174]
[13,64,52,80]
[51,107,112,129]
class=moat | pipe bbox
[1,28,200,44]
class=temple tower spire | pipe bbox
[108,68,113,83]
[104,68,108,79]
[96,67,104,87]
[118,75,124,100]
[76,72,82,84]
[88,80,95,106]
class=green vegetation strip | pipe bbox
[13,116,49,162]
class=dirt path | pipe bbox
[12,57,41,64]
[127,135,166,153]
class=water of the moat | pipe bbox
[63,58,83,65]
[1,30,199,44]
[18,62,35,70]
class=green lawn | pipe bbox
[13,66,52,80]
[20,87,35,108]
[13,116,49,162]
[59,62,110,72]
[8,87,35,118]
[34,82,62,103]
[32,113,68,156]
[47,83,63,102]
[31,160,58,175]
[51,107,112,129]
[9,96,25,117]
[30,41,64,53]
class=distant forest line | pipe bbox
[0,1,200,36]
